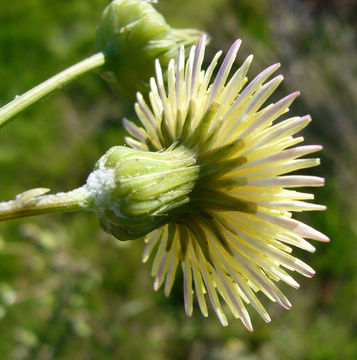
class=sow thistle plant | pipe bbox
[0,32,328,330]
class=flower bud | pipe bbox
[85,144,199,240]
[95,0,204,98]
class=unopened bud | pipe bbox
[95,0,204,98]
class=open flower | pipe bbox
[122,34,328,330]
[0,34,328,331]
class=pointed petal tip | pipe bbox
[232,38,242,48]
[282,300,292,310]
[135,92,145,104]
[278,297,292,310]
[320,234,330,243]
[225,39,242,61]
[185,305,193,317]
[153,280,160,292]
[196,34,207,52]
[246,324,254,332]
[304,225,329,242]
[298,222,329,242]
[155,59,164,81]
[310,245,316,253]
[262,62,281,74]
[264,316,272,323]
[168,57,175,67]
[217,309,228,327]
[199,33,207,42]
[302,114,312,122]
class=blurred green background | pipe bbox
[0,0,356,359]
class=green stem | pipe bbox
[0,52,106,129]
[0,186,92,221]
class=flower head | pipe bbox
[0,34,328,331]
[120,34,328,330]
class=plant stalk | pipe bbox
[0,52,106,129]
[0,186,92,221]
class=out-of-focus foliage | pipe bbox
[0,0,356,359]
